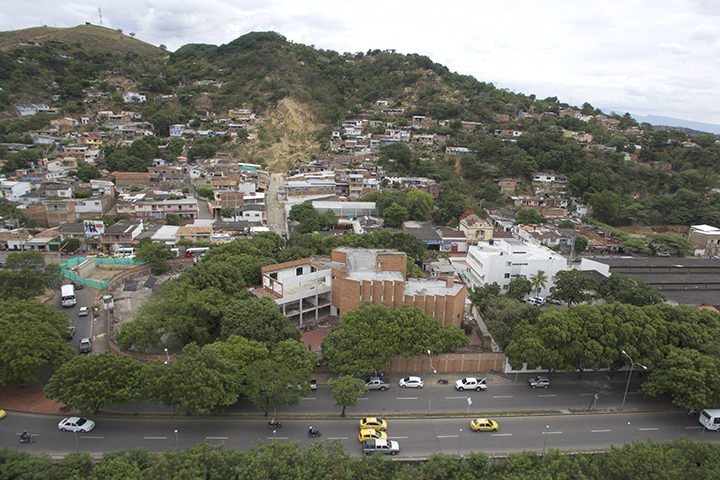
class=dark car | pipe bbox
[72,281,84,290]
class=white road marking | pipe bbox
[445,396,467,399]
[81,436,104,439]
[327,437,349,440]
[144,436,167,440]
[491,433,513,437]
[390,436,408,439]
[357,398,369,400]
[639,428,658,431]
[591,430,611,433]
[437,435,459,438]
[205,437,228,440]
[396,397,418,400]
[493,395,513,398]
[543,431,563,435]
[300,397,316,400]
[580,393,594,396]
[686,426,703,430]
[538,394,557,397]
[267,436,289,440]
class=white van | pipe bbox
[699,409,720,430]
[115,247,135,257]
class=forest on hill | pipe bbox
[1,27,720,228]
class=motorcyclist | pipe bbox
[269,418,278,426]
[308,426,316,435]
[20,430,29,442]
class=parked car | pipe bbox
[58,417,95,432]
[72,281,84,289]
[527,296,545,306]
[310,379,318,390]
[361,438,400,455]
[528,376,550,388]
[656,251,671,257]
[399,376,424,388]
[78,307,89,317]
[547,297,563,305]
[78,337,92,354]
[365,377,390,391]
[66,326,76,339]
[358,428,387,442]
[359,417,387,431]
[0,409,6,420]
[455,377,488,391]
[470,418,499,432]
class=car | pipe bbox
[78,307,89,317]
[399,376,424,388]
[66,326,76,339]
[310,379,318,390]
[358,428,388,442]
[72,281,84,289]
[58,417,95,432]
[455,377,488,391]
[361,438,400,455]
[359,417,388,431]
[547,297,563,305]
[470,418,499,432]
[365,377,390,391]
[0,409,6,420]
[529,376,550,388]
[528,296,545,306]
[657,251,671,257]
[78,337,92,354]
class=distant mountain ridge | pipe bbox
[630,113,720,136]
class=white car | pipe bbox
[455,377,488,391]
[58,417,95,432]
[78,307,89,317]
[399,376,424,388]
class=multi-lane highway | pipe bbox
[2,410,714,458]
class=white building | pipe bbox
[123,92,147,103]
[0,181,32,202]
[169,124,184,137]
[452,238,567,296]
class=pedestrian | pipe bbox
[308,344,312,351]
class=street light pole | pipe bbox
[542,425,549,454]
[621,350,647,408]
[427,349,437,415]
[457,428,462,457]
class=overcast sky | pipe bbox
[4,1,720,126]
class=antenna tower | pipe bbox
[98,7,103,25]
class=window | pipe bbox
[504,273,510,278]
[502,284,509,290]
[296,267,303,276]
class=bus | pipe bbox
[184,247,210,258]
[61,284,76,307]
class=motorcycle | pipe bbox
[437,378,449,384]
[266,419,282,429]
[307,429,322,437]
[19,434,34,444]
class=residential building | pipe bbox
[175,226,212,244]
[689,224,720,257]
[459,214,493,245]
[100,220,144,253]
[0,181,31,202]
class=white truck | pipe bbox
[455,377,488,391]
[362,438,400,455]
[60,284,76,307]
[699,409,720,431]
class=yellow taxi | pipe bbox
[470,418,498,432]
[0,409,6,420]
[358,428,388,442]
[359,417,387,431]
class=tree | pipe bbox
[44,353,146,414]
[241,359,306,416]
[220,297,302,347]
[0,251,62,300]
[382,202,409,228]
[406,190,434,221]
[598,273,666,306]
[529,270,548,297]
[195,185,215,198]
[149,343,241,415]
[550,270,597,305]
[590,190,622,224]
[0,300,75,386]
[434,190,469,227]
[328,376,368,417]
[288,203,323,233]
[573,236,588,255]
[621,237,651,255]
[167,137,185,156]
[165,213,181,226]
[558,220,575,229]
[515,209,545,225]
[271,339,317,374]
[60,238,80,253]
[134,238,175,275]
[507,275,532,301]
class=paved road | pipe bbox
[3,411,714,458]
[266,173,286,235]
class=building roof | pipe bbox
[176,226,212,235]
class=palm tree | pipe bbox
[530,270,548,297]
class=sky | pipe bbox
[3,0,720,128]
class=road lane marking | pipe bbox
[206,437,228,440]
[81,436,104,439]
[300,398,316,400]
[543,431,562,435]
[538,394,557,397]
[390,436,408,439]
[580,393,594,396]
[639,428,658,431]
[358,398,369,400]
[493,395,513,398]
[591,430,611,433]
[445,396,467,399]
[437,435,459,438]
[144,436,167,440]
[396,397,418,400]
[267,436,289,440]
[686,426,703,430]
[491,433,512,437]
[327,437,348,440]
